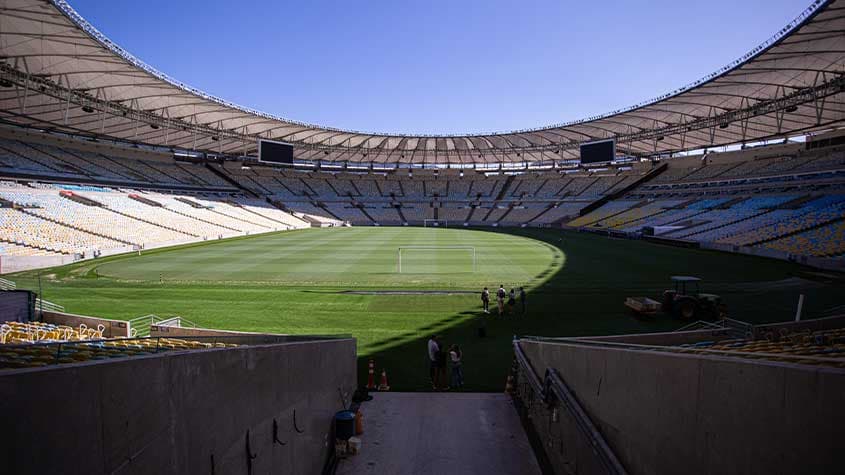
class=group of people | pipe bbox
[424,286,528,390]
[481,285,526,316]
[427,335,463,390]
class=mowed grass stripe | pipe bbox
[95,227,557,287]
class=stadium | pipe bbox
[0,0,843,473]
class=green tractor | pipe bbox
[661,276,724,321]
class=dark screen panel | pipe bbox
[258,140,294,164]
[579,140,615,164]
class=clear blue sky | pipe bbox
[68,0,807,135]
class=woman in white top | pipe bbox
[449,344,464,388]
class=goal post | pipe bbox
[423,219,447,228]
[397,246,476,273]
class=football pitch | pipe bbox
[9,227,844,391]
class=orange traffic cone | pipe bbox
[504,374,514,394]
[355,410,364,435]
[366,359,375,390]
[378,369,390,391]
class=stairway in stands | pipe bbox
[553,162,668,226]
[206,164,259,197]
[395,205,408,223]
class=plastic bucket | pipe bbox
[348,436,362,455]
[335,410,355,440]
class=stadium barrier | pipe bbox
[41,310,131,338]
[515,336,843,475]
[701,242,845,272]
[0,227,292,274]
[0,254,80,273]
[0,334,357,474]
[567,228,844,272]
[151,324,275,338]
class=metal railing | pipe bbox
[0,278,17,290]
[512,340,628,475]
[129,315,197,337]
[675,318,754,339]
[154,316,198,329]
[35,298,64,313]
[675,320,726,332]
[128,314,163,337]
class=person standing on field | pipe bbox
[436,342,449,390]
[449,344,464,388]
[497,285,506,316]
[481,287,490,314]
[519,287,527,315]
[427,335,440,390]
[507,288,516,315]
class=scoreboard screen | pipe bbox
[579,139,615,164]
[258,139,294,164]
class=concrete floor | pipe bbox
[336,392,541,475]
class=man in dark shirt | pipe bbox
[481,287,490,314]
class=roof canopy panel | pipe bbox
[0,0,842,164]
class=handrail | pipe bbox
[0,277,17,290]
[544,368,629,475]
[35,298,64,313]
[155,316,198,328]
[513,339,543,394]
[513,340,628,475]
[127,314,162,337]
[675,320,726,332]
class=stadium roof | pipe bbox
[0,0,843,166]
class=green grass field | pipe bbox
[8,227,843,391]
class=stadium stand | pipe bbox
[0,332,238,369]
[0,129,843,272]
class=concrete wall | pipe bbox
[0,254,79,273]
[42,310,131,338]
[518,339,845,475]
[0,337,356,475]
[701,242,845,272]
[150,324,274,338]
[0,229,290,275]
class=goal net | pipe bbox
[397,246,476,273]
[423,219,447,228]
